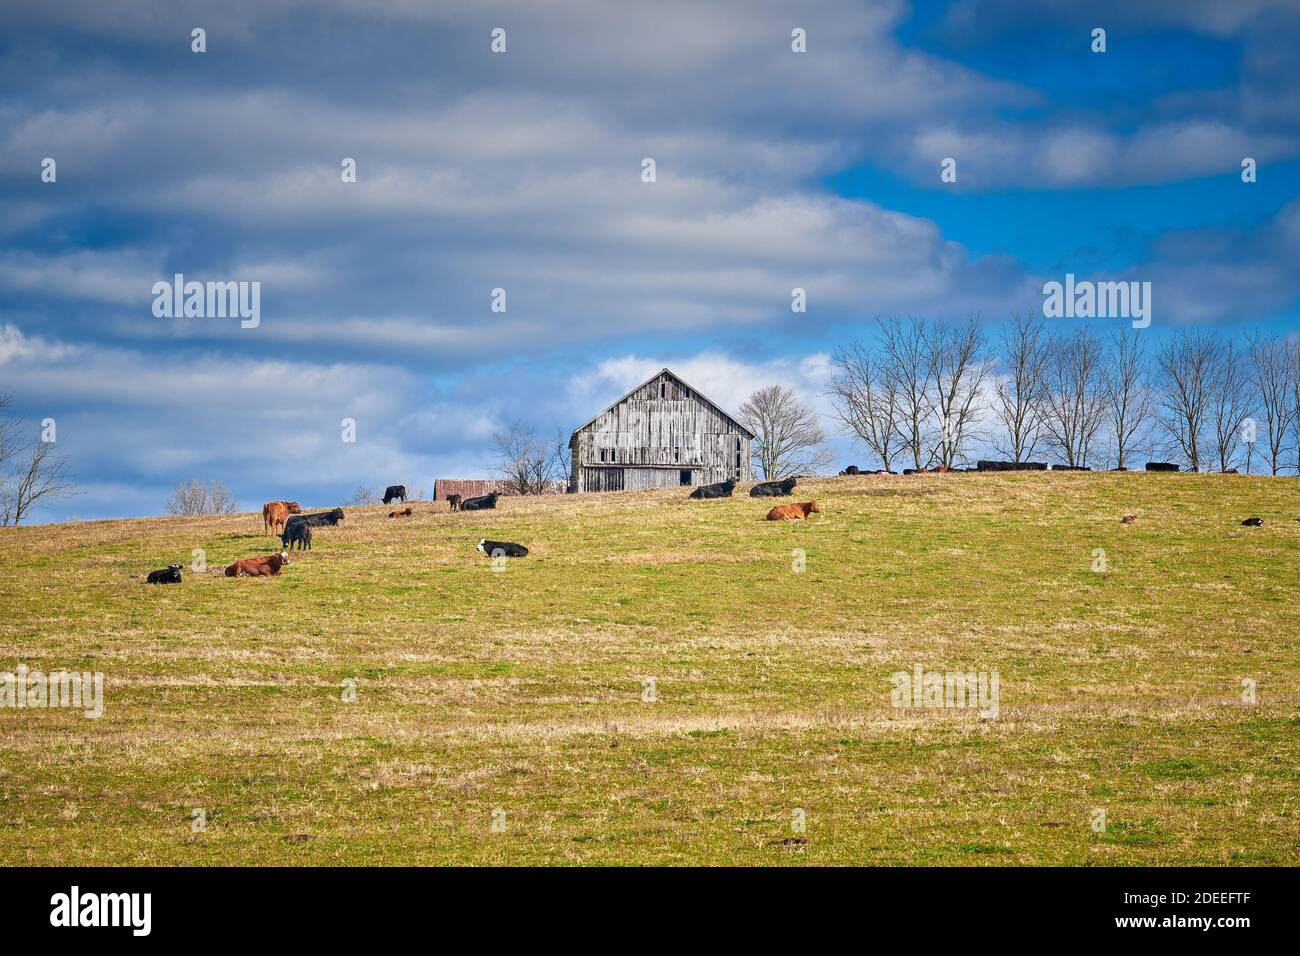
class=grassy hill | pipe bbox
[1,472,1297,865]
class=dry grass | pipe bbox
[1,472,1297,865]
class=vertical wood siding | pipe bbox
[570,370,752,492]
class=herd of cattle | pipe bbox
[144,475,822,584]
[141,465,1275,584]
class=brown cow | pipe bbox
[447,494,463,512]
[766,500,821,521]
[224,551,291,577]
[388,507,414,518]
[262,501,302,535]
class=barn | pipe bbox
[568,368,754,493]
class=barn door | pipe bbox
[679,469,692,486]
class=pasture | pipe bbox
[1,472,1296,865]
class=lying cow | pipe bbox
[750,477,797,497]
[447,494,463,512]
[839,465,861,476]
[459,491,500,511]
[689,479,736,499]
[224,551,291,577]
[285,507,345,528]
[282,521,312,551]
[388,507,414,518]
[766,500,821,521]
[477,539,529,558]
[146,564,182,584]
[262,500,302,535]
[1242,517,1263,526]
[1145,462,1180,472]
[382,484,407,504]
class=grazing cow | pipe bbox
[477,539,529,558]
[225,551,291,577]
[1146,462,1180,472]
[1242,517,1263,526]
[750,477,797,497]
[382,485,407,505]
[388,507,414,518]
[460,491,500,511]
[281,521,312,551]
[766,500,821,521]
[839,465,861,476]
[262,500,302,535]
[447,494,463,512]
[146,564,182,584]
[689,478,737,499]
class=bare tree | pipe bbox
[1040,328,1107,467]
[1247,332,1294,475]
[0,394,77,526]
[349,486,380,506]
[493,421,566,495]
[1156,330,1216,472]
[1,440,76,526]
[828,341,901,471]
[740,385,830,478]
[925,317,989,468]
[878,317,936,471]
[992,313,1047,462]
[1104,328,1155,470]
[165,477,239,516]
[1208,339,1252,472]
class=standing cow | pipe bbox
[447,494,463,512]
[262,500,302,535]
[382,485,407,505]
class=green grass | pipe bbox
[0,472,1297,865]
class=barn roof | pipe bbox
[569,367,756,444]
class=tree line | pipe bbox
[809,316,1300,475]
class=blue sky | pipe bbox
[2,0,1298,521]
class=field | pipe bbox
[1,473,1297,865]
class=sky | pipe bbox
[2,0,1298,522]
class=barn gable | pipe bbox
[568,368,754,493]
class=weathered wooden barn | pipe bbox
[569,368,754,493]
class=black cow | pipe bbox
[1146,462,1180,472]
[839,465,861,475]
[689,478,736,499]
[977,460,1048,472]
[146,564,182,584]
[285,507,345,528]
[281,521,312,551]
[382,485,407,505]
[750,477,797,497]
[477,539,529,558]
[460,491,500,511]
[1242,517,1263,526]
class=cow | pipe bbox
[146,564,182,584]
[689,479,736,499]
[281,521,312,551]
[447,494,463,512]
[388,507,414,518]
[766,500,821,521]
[460,491,500,511]
[977,460,1048,472]
[750,477,797,497]
[839,465,861,476]
[382,485,407,505]
[1242,517,1263,526]
[225,551,291,577]
[477,539,529,558]
[262,500,302,535]
[1146,462,1180,472]
[285,508,345,529]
